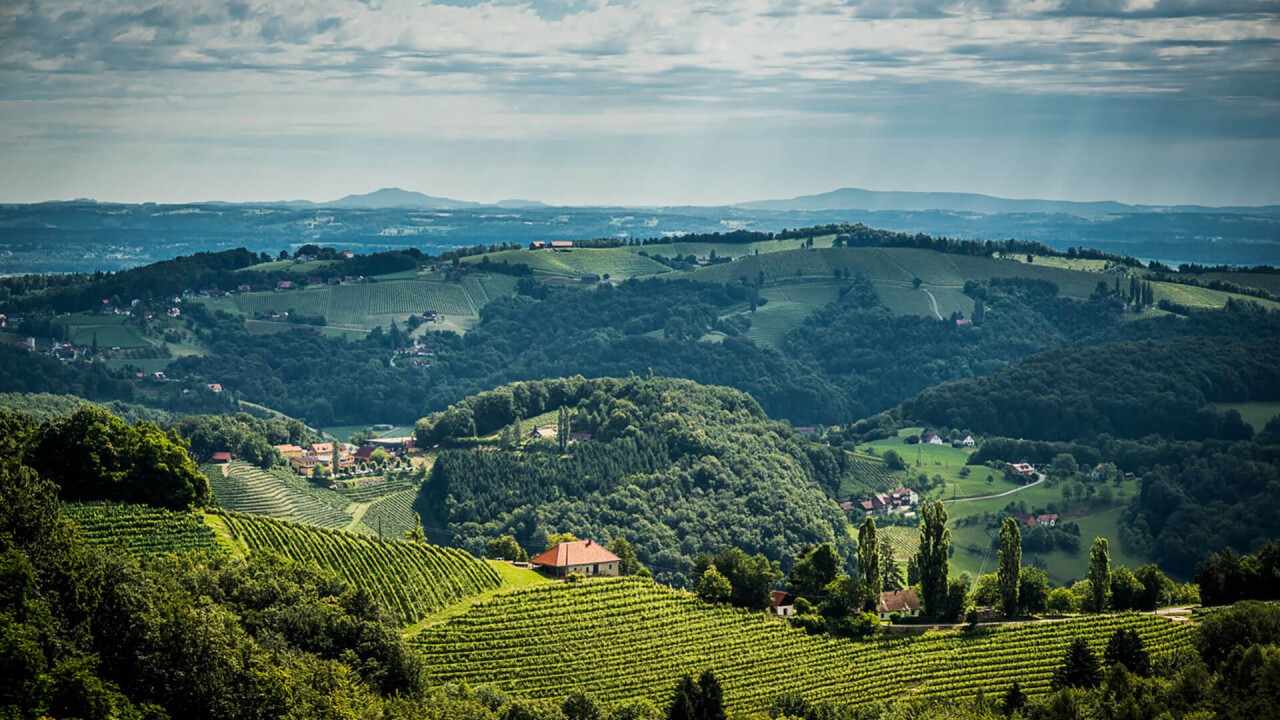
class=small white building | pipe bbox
[961,435,976,447]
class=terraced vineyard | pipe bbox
[64,502,219,556]
[360,488,420,539]
[205,461,351,529]
[878,526,919,562]
[220,512,503,623]
[412,577,1192,712]
[333,477,415,503]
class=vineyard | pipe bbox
[360,488,420,539]
[204,461,352,529]
[219,512,503,623]
[64,502,219,556]
[411,577,1192,712]
[460,248,673,279]
[877,526,919,562]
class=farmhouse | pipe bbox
[530,241,547,249]
[276,281,294,291]
[955,318,973,327]
[795,426,817,437]
[206,383,223,393]
[961,435,976,447]
[770,590,796,617]
[877,589,922,620]
[531,427,557,439]
[890,487,918,506]
[530,539,620,577]
[568,432,593,442]
[1037,513,1059,527]
[274,444,304,458]
[236,284,252,293]
[1010,463,1036,476]
[310,442,334,456]
[921,431,945,445]
[211,451,232,464]
[367,436,413,454]
[550,241,574,250]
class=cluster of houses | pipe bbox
[842,487,918,515]
[276,437,416,477]
[19,338,91,361]
[920,430,976,447]
[1013,512,1059,528]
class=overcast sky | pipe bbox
[1,0,1278,206]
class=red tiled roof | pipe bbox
[310,442,334,455]
[770,590,793,607]
[529,540,620,568]
[878,589,921,613]
[211,451,232,462]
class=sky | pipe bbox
[1,0,1279,207]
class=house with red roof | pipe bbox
[529,539,620,577]
[770,590,796,617]
[211,451,232,464]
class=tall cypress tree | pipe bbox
[696,671,725,720]
[667,675,699,720]
[917,500,950,617]
[998,518,1022,616]
[858,517,882,608]
[1088,537,1110,613]
[880,542,905,591]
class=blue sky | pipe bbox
[1,0,1278,206]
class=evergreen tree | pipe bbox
[1002,682,1026,716]
[907,556,920,587]
[1088,537,1110,612]
[880,542,905,591]
[917,500,950,616]
[972,298,985,324]
[998,518,1022,616]
[667,675,699,720]
[1053,638,1103,689]
[696,671,725,720]
[857,518,881,607]
[1104,628,1151,676]
[91,331,98,356]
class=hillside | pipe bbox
[412,576,1193,711]
[416,377,858,585]
[64,501,220,556]
[216,511,505,623]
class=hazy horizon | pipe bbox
[3,1,1278,207]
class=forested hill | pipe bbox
[416,376,859,585]
[902,336,1280,442]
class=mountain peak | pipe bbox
[322,187,480,210]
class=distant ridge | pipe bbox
[322,187,480,210]
[736,187,1280,217]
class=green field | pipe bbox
[460,248,672,279]
[861,429,1015,498]
[228,274,517,330]
[412,576,1192,711]
[1210,401,1280,431]
[1151,280,1280,311]
[218,511,503,624]
[1197,271,1280,295]
[64,501,219,556]
[52,314,150,349]
[237,258,337,274]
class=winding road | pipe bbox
[942,473,1046,504]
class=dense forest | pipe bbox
[418,377,859,585]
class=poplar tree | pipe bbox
[1088,537,1111,613]
[916,500,950,616]
[998,518,1022,616]
[858,518,881,607]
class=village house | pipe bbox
[274,444,304,458]
[550,241,574,251]
[770,590,796,617]
[1010,462,1036,476]
[291,456,320,475]
[877,589,922,620]
[276,281,294,291]
[531,426,557,439]
[921,431,945,445]
[236,284,252,293]
[955,318,973,327]
[1037,513,1059,527]
[530,241,547,249]
[211,451,232,464]
[530,539,620,577]
[961,435,976,447]
[166,307,181,317]
[206,383,223,393]
[310,442,334,456]
[794,426,817,437]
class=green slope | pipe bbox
[412,577,1192,711]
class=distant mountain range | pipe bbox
[734,187,1280,216]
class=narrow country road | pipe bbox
[921,288,943,320]
[942,473,1046,504]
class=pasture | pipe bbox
[1151,280,1280,311]
[1210,401,1280,431]
[860,428,1015,498]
